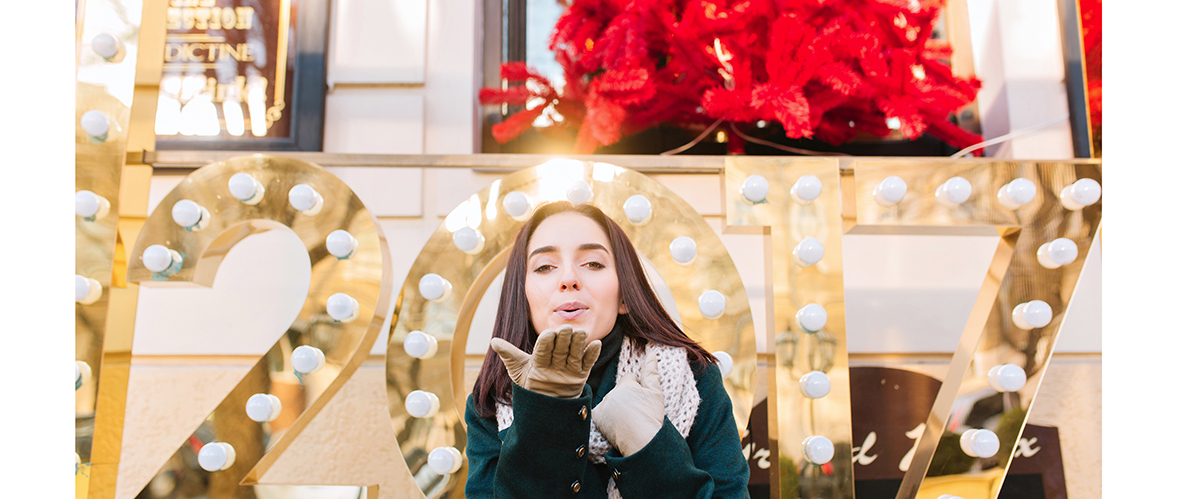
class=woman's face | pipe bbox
[524,212,626,343]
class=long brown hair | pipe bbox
[471,201,716,417]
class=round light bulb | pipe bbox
[76,361,92,389]
[790,175,822,205]
[623,195,653,225]
[80,110,110,140]
[669,236,697,266]
[698,290,726,320]
[428,446,464,475]
[90,33,121,60]
[245,393,282,422]
[326,230,359,259]
[403,331,438,359]
[452,227,486,255]
[799,371,831,399]
[1060,178,1101,210]
[998,178,1037,210]
[419,274,452,302]
[326,293,359,323]
[288,184,324,215]
[713,351,733,378]
[792,237,825,267]
[741,175,770,204]
[197,442,236,472]
[502,191,532,221]
[566,180,593,205]
[936,177,972,208]
[1011,300,1052,330]
[171,200,210,231]
[796,304,828,333]
[405,390,441,418]
[228,173,265,205]
[960,429,999,458]
[1036,238,1079,269]
[75,275,101,304]
[987,364,1027,392]
[291,345,326,374]
[873,176,907,206]
[142,245,182,274]
[802,436,835,465]
[75,190,110,220]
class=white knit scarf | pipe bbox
[495,338,701,499]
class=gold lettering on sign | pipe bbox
[163,43,254,63]
[851,432,879,466]
[165,7,254,31]
[1014,437,1041,458]
[899,423,925,472]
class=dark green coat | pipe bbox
[464,351,751,498]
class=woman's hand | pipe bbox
[490,325,602,399]
[592,348,665,456]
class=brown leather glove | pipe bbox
[490,325,602,399]
[592,348,666,456]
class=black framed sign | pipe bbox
[155,0,327,151]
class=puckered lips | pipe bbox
[554,300,588,321]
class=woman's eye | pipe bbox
[584,261,605,269]
[533,264,555,273]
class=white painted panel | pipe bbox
[423,0,478,153]
[146,175,184,217]
[329,0,427,84]
[434,169,499,216]
[324,89,424,154]
[648,174,723,216]
[325,167,423,217]
[133,230,311,355]
[1054,241,1100,353]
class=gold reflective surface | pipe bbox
[120,155,392,498]
[386,159,757,498]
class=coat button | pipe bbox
[612,469,621,480]
[578,406,588,420]
[571,480,581,493]
[576,445,586,458]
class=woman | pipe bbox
[465,201,750,498]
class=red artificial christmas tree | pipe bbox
[481,0,983,154]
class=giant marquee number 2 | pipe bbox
[723,157,1100,499]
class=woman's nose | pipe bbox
[559,266,580,290]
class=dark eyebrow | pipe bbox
[528,243,610,259]
[528,245,557,259]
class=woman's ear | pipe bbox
[618,300,628,314]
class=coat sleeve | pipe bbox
[464,384,595,498]
[603,363,751,499]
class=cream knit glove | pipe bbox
[592,349,665,456]
[491,325,602,399]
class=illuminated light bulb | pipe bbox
[669,236,697,266]
[802,436,835,465]
[790,175,822,205]
[792,237,825,267]
[796,304,828,333]
[987,364,1027,392]
[245,393,283,422]
[452,227,486,255]
[623,195,653,225]
[799,371,831,399]
[697,290,726,320]
[997,178,1037,210]
[428,446,464,475]
[1011,300,1052,330]
[75,190,110,220]
[405,390,441,418]
[288,184,324,215]
[76,361,92,390]
[248,88,268,137]
[326,293,360,323]
[171,199,210,231]
[419,274,452,302]
[178,95,221,136]
[403,331,439,359]
[959,428,1000,458]
[502,191,533,221]
[873,176,908,206]
[291,345,326,374]
[75,275,101,304]
[155,94,181,135]
[222,101,245,137]
[80,110,110,141]
[228,173,265,205]
[91,33,123,61]
[741,175,769,204]
[325,230,358,260]
[1037,238,1079,269]
[713,351,734,378]
[885,117,901,130]
[566,180,593,205]
[936,177,972,208]
[142,245,183,275]
[1059,178,1102,211]
[197,442,236,472]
